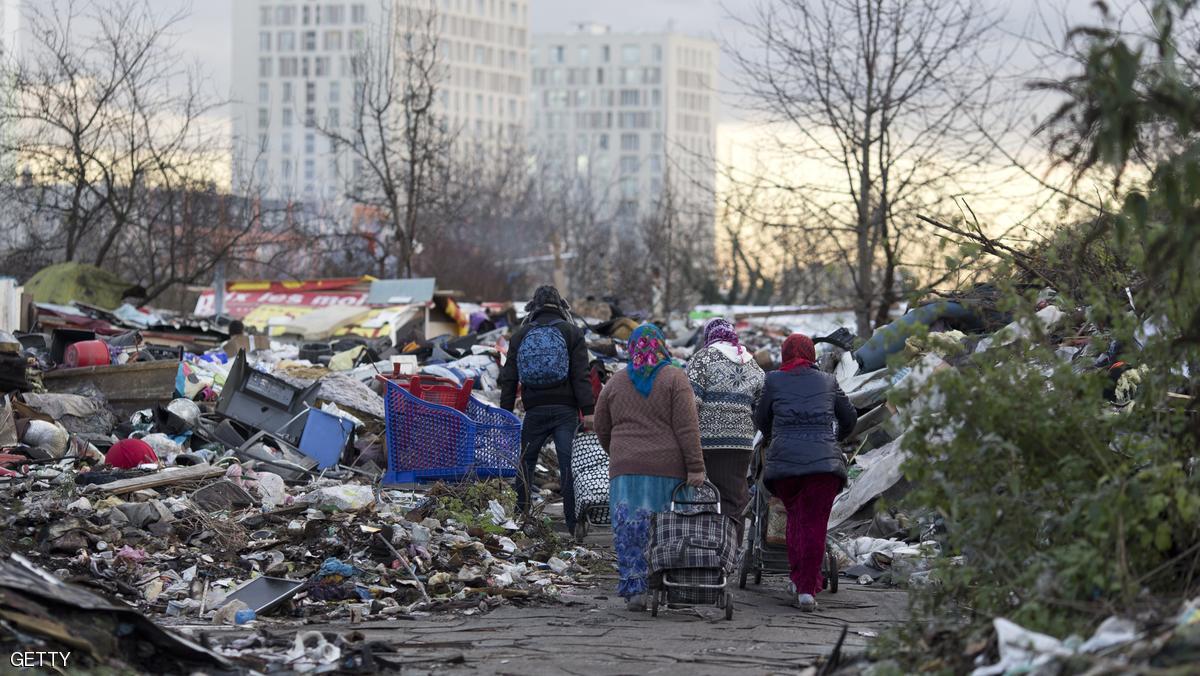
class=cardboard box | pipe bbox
[222,334,271,358]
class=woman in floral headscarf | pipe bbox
[686,318,765,529]
[593,323,705,611]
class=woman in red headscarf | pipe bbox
[753,333,857,611]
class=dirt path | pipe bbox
[180,529,909,675]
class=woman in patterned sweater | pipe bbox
[686,318,766,527]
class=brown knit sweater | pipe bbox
[594,366,705,480]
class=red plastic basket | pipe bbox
[376,374,474,412]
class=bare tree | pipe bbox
[731,0,1004,336]
[317,0,454,279]
[0,0,221,268]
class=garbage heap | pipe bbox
[0,303,629,672]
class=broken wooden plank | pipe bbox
[100,464,226,495]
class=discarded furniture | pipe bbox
[43,360,180,418]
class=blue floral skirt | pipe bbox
[610,474,681,599]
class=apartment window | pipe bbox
[305,108,316,127]
[602,45,611,62]
[324,31,343,50]
[620,156,639,175]
[278,31,295,51]
[258,83,269,103]
[552,45,564,64]
[305,132,315,154]
[653,45,663,62]
[530,46,540,65]
[303,31,317,51]
[620,89,640,106]
[598,133,609,150]
[259,32,271,51]
[257,108,269,128]
[283,82,294,102]
[259,7,272,25]
[351,4,366,23]
[622,45,641,64]
[651,133,663,151]
[350,30,365,50]
[644,67,662,85]
[305,159,315,181]
[651,89,662,106]
[275,5,296,25]
[474,45,485,64]
[325,5,345,24]
[306,82,316,104]
[621,133,640,151]
[620,177,638,199]
[282,159,294,179]
[258,133,269,151]
[281,133,292,154]
[596,68,605,85]
[577,45,589,63]
[315,57,330,76]
[619,112,650,128]
[280,57,298,77]
[329,81,341,103]
[328,107,340,127]
[301,57,310,77]
[282,108,294,127]
[258,58,271,77]
[649,155,662,173]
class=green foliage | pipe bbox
[429,479,518,535]
[888,1,1200,660]
[900,333,1199,636]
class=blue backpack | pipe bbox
[517,320,570,388]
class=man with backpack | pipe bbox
[500,286,595,535]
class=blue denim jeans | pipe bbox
[514,405,579,529]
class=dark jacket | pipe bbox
[754,367,857,485]
[499,306,596,415]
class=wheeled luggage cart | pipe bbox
[739,441,839,592]
[648,482,739,621]
[570,426,610,540]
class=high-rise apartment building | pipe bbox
[231,0,529,201]
[529,25,717,230]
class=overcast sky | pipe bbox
[158,0,1113,127]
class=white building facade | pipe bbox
[529,26,717,231]
[231,0,530,201]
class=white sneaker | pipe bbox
[796,593,817,612]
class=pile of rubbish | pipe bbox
[0,290,634,672]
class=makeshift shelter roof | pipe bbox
[24,263,135,310]
[367,278,436,306]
